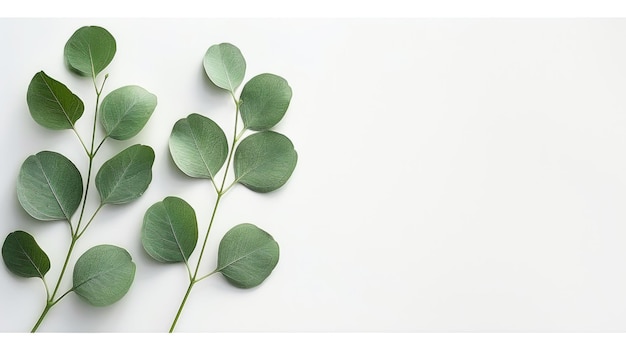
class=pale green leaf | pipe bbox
[17,151,83,221]
[141,197,198,263]
[240,73,292,131]
[234,131,298,193]
[2,231,50,279]
[73,245,135,307]
[100,85,157,140]
[203,43,246,93]
[64,26,116,77]
[217,223,279,289]
[169,113,228,180]
[96,144,155,205]
[26,71,84,130]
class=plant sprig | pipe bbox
[141,42,296,332]
[2,26,157,332]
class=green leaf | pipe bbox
[64,26,116,77]
[169,113,228,180]
[240,73,292,131]
[203,43,246,93]
[26,71,84,130]
[100,85,157,140]
[17,151,83,221]
[2,231,50,279]
[96,144,155,205]
[234,131,298,193]
[73,245,136,307]
[217,223,279,289]
[141,197,198,263]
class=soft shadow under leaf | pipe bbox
[142,196,198,263]
[203,43,246,93]
[169,113,228,180]
[17,151,83,221]
[240,73,292,131]
[100,85,157,140]
[216,223,279,289]
[96,144,155,205]
[26,71,84,130]
[2,231,50,279]
[64,26,116,77]
[72,245,135,307]
[234,131,298,193]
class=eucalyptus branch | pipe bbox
[3,25,157,332]
[142,43,296,332]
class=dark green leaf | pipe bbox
[234,131,298,193]
[169,113,228,180]
[2,231,50,279]
[203,43,246,93]
[217,223,279,289]
[17,151,83,221]
[26,71,84,130]
[73,245,135,307]
[64,26,116,77]
[141,197,198,263]
[96,144,155,205]
[100,85,157,140]
[240,73,292,131]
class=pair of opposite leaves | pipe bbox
[143,42,297,289]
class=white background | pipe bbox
[2,18,626,334]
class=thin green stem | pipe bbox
[51,237,77,299]
[195,270,217,283]
[72,127,90,156]
[170,191,223,332]
[76,204,104,240]
[218,100,240,195]
[31,303,52,333]
[51,288,74,306]
[169,97,241,332]
[170,281,195,333]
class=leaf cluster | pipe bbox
[2,26,157,331]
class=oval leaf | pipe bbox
[96,144,155,205]
[100,85,157,140]
[26,71,84,130]
[240,73,292,131]
[234,131,298,193]
[217,223,279,289]
[2,231,50,279]
[73,245,136,307]
[17,151,83,221]
[64,26,116,77]
[203,43,246,93]
[141,197,198,263]
[169,113,228,180]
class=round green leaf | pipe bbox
[217,223,279,289]
[96,144,155,205]
[203,43,246,93]
[2,231,50,279]
[169,113,228,180]
[234,131,298,193]
[17,151,83,221]
[64,26,116,77]
[240,73,292,131]
[100,85,157,140]
[141,197,198,263]
[26,71,84,130]
[73,245,136,307]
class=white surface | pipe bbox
[2,19,626,332]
